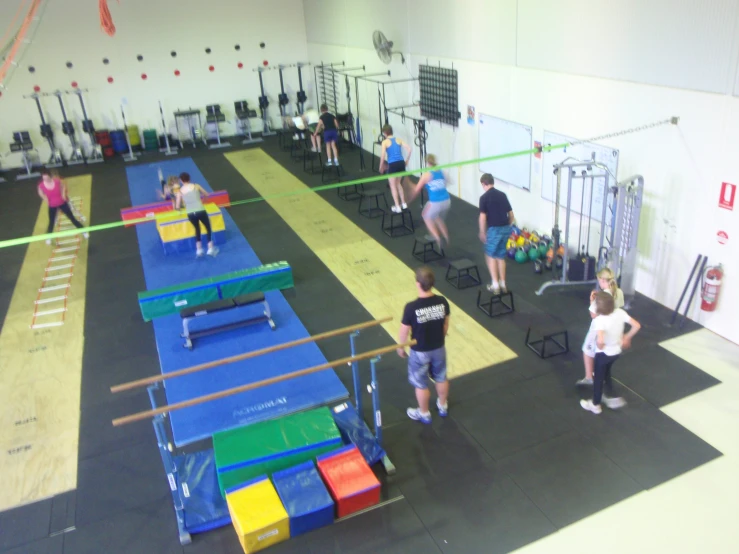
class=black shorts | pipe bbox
[387,160,406,175]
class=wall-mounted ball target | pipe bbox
[33,85,40,92]
[66,61,73,68]
[263,60,268,66]
[71,81,78,88]
[174,69,180,76]
[171,51,177,57]
[237,62,243,69]
[137,54,144,61]
[103,57,109,64]
[107,76,114,83]
[209,65,215,72]
[259,42,265,49]
[141,73,148,80]
[28,66,35,73]
[234,44,241,51]
[205,47,211,54]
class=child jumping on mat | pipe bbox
[313,104,340,166]
[576,267,625,387]
[580,291,641,414]
[379,124,412,213]
[175,172,218,258]
[157,168,180,203]
[37,170,88,245]
[407,154,450,247]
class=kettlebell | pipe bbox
[544,257,553,270]
[538,241,549,256]
[522,240,532,253]
[533,259,543,274]
[528,247,540,261]
[515,248,528,264]
[515,235,526,247]
[555,255,564,269]
[507,247,517,259]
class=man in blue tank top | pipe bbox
[408,154,451,247]
[379,124,412,213]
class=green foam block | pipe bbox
[137,261,293,322]
[214,407,342,498]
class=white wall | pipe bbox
[0,0,308,166]
[305,0,739,344]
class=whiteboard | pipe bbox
[479,114,532,190]
[541,130,619,223]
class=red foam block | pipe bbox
[120,190,231,226]
[316,446,380,518]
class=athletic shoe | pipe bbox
[83,232,89,239]
[326,159,333,166]
[580,399,602,414]
[486,284,501,295]
[500,284,508,294]
[407,408,432,424]
[603,395,627,409]
[402,203,408,210]
[334,159,339,166]
[391,205,401,213]
[196,248,205,258]
[575,378,593,387]
[207,246,219,257]
[45,239,51,245]
[436,399,448,418]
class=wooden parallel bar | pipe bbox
[112,340,414,427]
[110,317,393,393]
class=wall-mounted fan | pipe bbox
[373,30,405,64]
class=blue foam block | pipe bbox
[173,449,231,534]
[331,402,386,466]
[272,461,335,536]
[126,159,348,447]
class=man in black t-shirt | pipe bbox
[397,266,450,424]
[478,173,515,295]
[313,104,340,167]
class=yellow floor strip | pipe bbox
[225,150,516,377]
[0,176,91,510]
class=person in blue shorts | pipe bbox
[478,173,515,294]
[313,104,340,166]
[397,266,450,424]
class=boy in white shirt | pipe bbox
[580,292,641,415]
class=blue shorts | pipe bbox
[407,347,447,389]
[323,129,338,143]
[485,225,511,259]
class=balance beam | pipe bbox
[120,190,231,227]
[112,340,416,427]
[111,316,393,393]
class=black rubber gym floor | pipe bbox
[0,138,721,554]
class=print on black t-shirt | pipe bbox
[479,187,512,228]
[319,112,337,130]
[402,295,450,352]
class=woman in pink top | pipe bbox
[37,171,87,244]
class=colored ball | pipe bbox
[141,73,147,80]
[237,62,244,69]
[33,85,40,92]
[209,65,215,72]
[71,81,78,88]
[515,249,528,264]
[174,69,180,76]
[107,76,114,83]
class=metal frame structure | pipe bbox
[23,92,64,168]
[385,103,428,171]
[69,88,104,163]
[53,90,84,165]
[536,156,643,307]
[254,67,276,137]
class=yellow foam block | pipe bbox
[226,477,290,553]
[156,203,225,242]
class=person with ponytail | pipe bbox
[577,267,625,387]
[407,154,450,247]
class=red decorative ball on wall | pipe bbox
[33,85,40,92]
[71,81,78,88]
[209,65,215,72]
[107,76,114,83]
[174,69,180,76]
[263,60,268,66]
[237,62,243,69]
[141,73,148,80]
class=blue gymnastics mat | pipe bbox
[126,158,348,447]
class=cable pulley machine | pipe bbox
[53,90,84,165]
[254,67,275,137]
[70,88,104,164]
[24,92,64,168]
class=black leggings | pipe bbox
[593,352,619,405]
[187,210,212,243]
[48,203,84,234]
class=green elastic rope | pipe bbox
[0,142,568,249]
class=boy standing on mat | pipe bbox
[397,266,450,424]
[478,173,515,295]
[313,104,340,166]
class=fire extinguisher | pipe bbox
[701,264,723,312]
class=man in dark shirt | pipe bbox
[313,103,340,166]
[478,173,515,295]
[397,266,450,424]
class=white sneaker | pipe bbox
[45,239,51,245]
[575,377,593,387]
[326,159,333,166]
[334,159,339,166]
[436,399,448,418]
[407,408,432,424]
[486,284,501,295]
[391,205,401,213]
[580,399,602,414]
[207,246,219,257]
[603,395,626,409]
[402,203,408,210]
[83,232,89,239]
[196,248,205,258]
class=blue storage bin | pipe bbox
[271,461,335,536]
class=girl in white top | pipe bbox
[580,292,641,414]
[576,268,625,387]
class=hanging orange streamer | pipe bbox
[0,0,28,53]
[100,0,118,37]
[0,0,43,87]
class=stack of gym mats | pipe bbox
[272,461,335,536]
[157,203,226,254]
[226,476,289,553]
[120,190,231,227]
[317,445,381,518]
[213,407,342,497]
[137,262,294,321]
